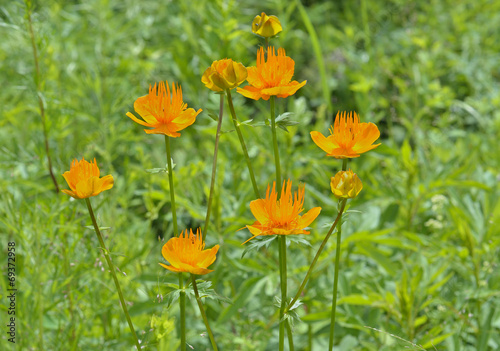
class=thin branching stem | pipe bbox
[84,198,141,350]
[25,0,59,193]
[329,158,348,350]
[226,89,261,198]
[164,136,178,236]
[191,275,218,350]
[202,94,224,242]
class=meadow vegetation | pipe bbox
[1,0,499,350]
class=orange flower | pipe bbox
[252,12,282,38]
[243,180,321,244]
[126,81,201,137]
[201,59,248,92]
[310,111,381,159]
[237,47,306,101]
[160,229,219,275]
[61,158,114,199]
[331,170,363,199]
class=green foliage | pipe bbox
[1,0,499,350]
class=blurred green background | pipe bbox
[1,0,499,350]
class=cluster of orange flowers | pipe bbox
[60,11,380,278]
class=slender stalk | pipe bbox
[286,200,347,312]
[25,0,59,193]
[164,136,178,236]
[270,96,282,194]
[225,89,260,198]
[191,275,218,350]
[84,198,141,350]
[179,273,186,351]
[329,159,348,350]
[202,94,224,242]
[278,236,287,351]
[285,320,295,351]
[270,95,288,350]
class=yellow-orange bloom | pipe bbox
[126,81,201,137]
[160,229,219,275]
[201,59,248,92]
[331,170,363,199]
[310,111,381,158]
[237,47,306,101]
[243,180,321,244]
[61,158,114,199]
[252,12,282,38]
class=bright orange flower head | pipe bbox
[201,59,248,92]
[160,229,219,275]
[310,111,381,159]
[61,158,114,199]
[237,47,306,101]
[243,180,321,244]
[126,81,201,137]
[252,12,282,38]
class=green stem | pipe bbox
[285,320,295,351]
[286,200,347,313]
[278,236,287,351]
[225,89,260,198]
[179,273,186,351]
[191,275,218,350]
[202,94,224,242]
[270,96,282,195]
[25,0,59,193]
[84,198,141,351]
[329,159,348,350]
[165,136,178,236]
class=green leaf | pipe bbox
[241,236,278,258]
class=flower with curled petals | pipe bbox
[243,180,321,244]
[237,47,306,101]
[126,81,201,137]
[160,229,219,275]
[201,59,248,92]
[331,170,363,199]
[61,158,114,199]
[252,12,282,38]
[310,111,381,159]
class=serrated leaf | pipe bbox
[241,236,278,258]
[146,168,167,174]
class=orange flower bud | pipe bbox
[330,170,363,199]
[201,59,248,92]
[61,158,114,199]
[252,12,282,38]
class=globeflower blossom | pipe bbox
[126,81,201,137]
[237,47,306,101]
[310,111,380,158]
[330,170,363,199]
[252,12,282,38]
[243,180,321,244]
[61,158,114,199]
[160,229,219,275]
[201,59,248,92]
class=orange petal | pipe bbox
[310,131,335,154]
[126,112,154,127]
[249,199,269,224]
[298,207,321,228]
[237,86,264,100]
[61,189,78,198]
[98,174,114,193]
[159,263,182,273]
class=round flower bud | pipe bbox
[330,170,363,199]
